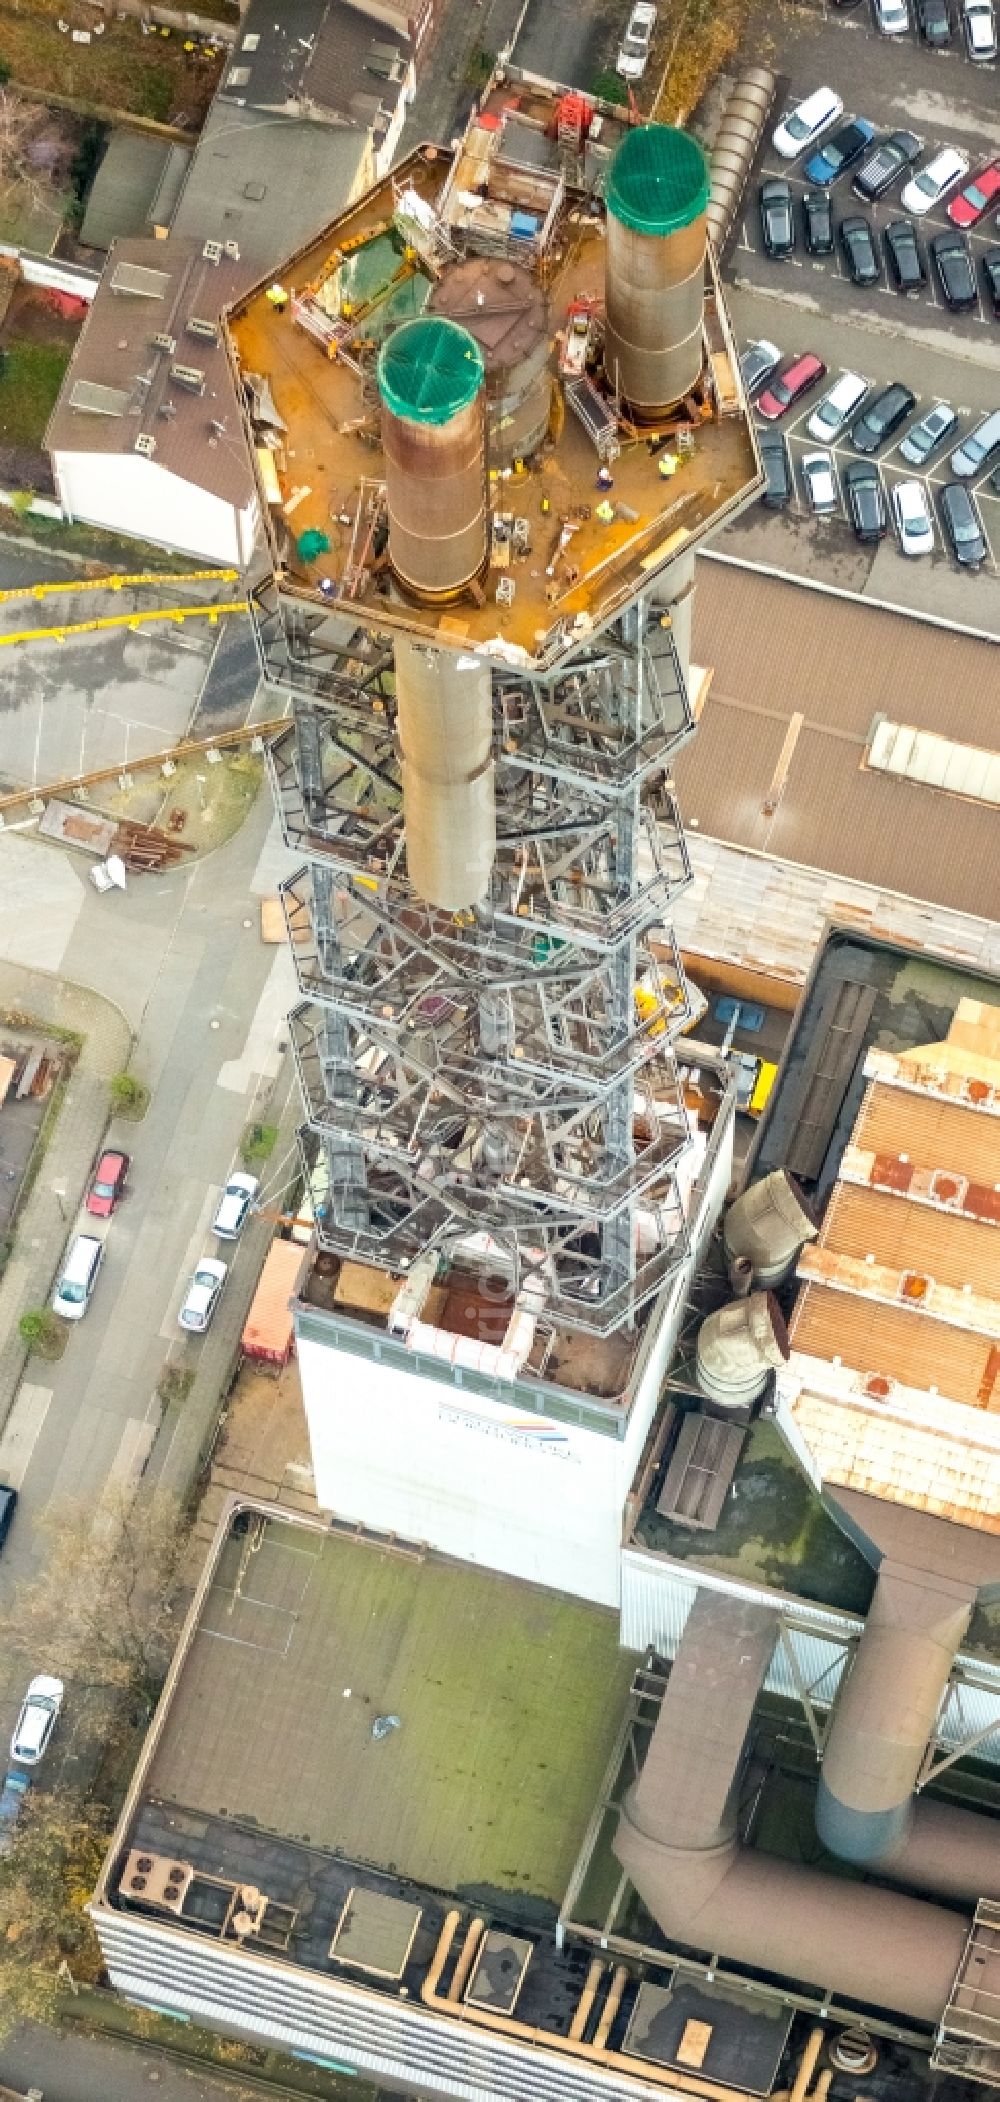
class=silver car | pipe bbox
[899,402,956,467]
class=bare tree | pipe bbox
[0,1787,107,2039]
[2,1486,192,1709]
[0,89,56,224]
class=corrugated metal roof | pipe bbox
[680,565,1000,919]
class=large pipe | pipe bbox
[815,1561,975,1866]
[603,124,710,418]
[377,315,487,602]
[394,635,495,911]
[613,1590,971,2027]
[723,1170,818,1286]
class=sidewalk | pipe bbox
[0,965,131,1430]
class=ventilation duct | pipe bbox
[723,1169,818,1285]
[695,1290,788,1407]
[706,68,777,250]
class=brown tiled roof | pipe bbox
[45,238,255,512]
[854,1083,1000,1187]
[790,1281,999,1412]
[822,1182,1000,1298]
[680,563,1000,918]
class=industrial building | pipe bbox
[87,65,1000,2102]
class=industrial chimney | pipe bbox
[602,123,710,419]
[377,315,488,602]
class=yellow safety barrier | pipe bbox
[0,568,239,605]
[0,600,248,647]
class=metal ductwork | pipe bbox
[816,1561,975,1866]
[706,67,777,249]
[614,1590,972,2027]
[695,1289,788,1408]
[723,1168,818,1285]
[602,124,710,419]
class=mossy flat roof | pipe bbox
[147,1518,633,1905]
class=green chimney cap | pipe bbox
[606,124,710,237]
[378,316,485,426]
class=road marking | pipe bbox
[0,1382,52,1489]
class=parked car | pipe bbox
[962,0,998,55]
[772,86,843,161]
[616,0,656,77]
[851,382,917,452]
[757,352,827,420]
[10,1675,64,1767]
[179,1255,228,1333]
[85,1147,129,1219]
[939,482,987,567]
[840,215,880,285]
[917,0,952,42]
[948,162,1000,228]
[804,117,875,186]
[0,1484,16,1555]
[892,478,935,556]
[213,1172,260,1241]
[807,371,869,441]
[853,130,923,203]
[759,178,795,258]
[52,1232,104,1321]
[740,338,781,396]
[982,248,1000,318]
[843,459,888,541]
[951,408,1000,477]
[801,450,838,515]
[757,426,793,508]
[0,1769,30,1857]
[900,400,958,464]
[874,0,910,30]
[802,189,835,254]
[902,146,969,217]
[931,230,978,311]
[884,219,926,291]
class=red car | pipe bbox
[85,1149,129,1218]
[756,352,827,422]
[948,161,1000,227]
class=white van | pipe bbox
[772,87,843,162]
[52,1233,104,1321]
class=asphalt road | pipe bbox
[717,1,1000,629]
[0,2020,291,2102]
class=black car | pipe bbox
[983,248,1000,317]
[917,0,952,41]
[840,215,880,286]
[760,178,795,259]
[851,382,917,453]
[843,460,888,543]
[854,129,923,202]
[884,219,926,292]
[939,482,987,568]
[931,230,977,312]
[802,189,834,255]
[740,339,781,395]
[0,1485,16,1554]
[757,425,792,509]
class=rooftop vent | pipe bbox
[187,316,220,343]
[465,1929,533,2015]
[68,379,130,417]
[152,331,176,353]
[119,1849,193,1913]
[224,240,240,261]
[202,239,223,264]
[169,364,206,393]
[328,1886,423,1979]
[134,433,156,457]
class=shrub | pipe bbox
[19,1308,64,1359]
[110,1072,149,1119]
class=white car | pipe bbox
[617,0,656,78]
[807,372,869,443]
[901,146,969,217]
[772,87,843,162]
[892,478,935,555]
[874,0,910,31]
[212,1172,260,1241]
[801,450,839,516]
[178,1256,228,1333]
[962,0,998,57]
[11,1675,64,1767]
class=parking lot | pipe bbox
[717,0,1000,629]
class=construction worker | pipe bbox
[596,465,614,491]
[595,499,615,525]
[540,493,551,516]
[265,284,289,314]
[658,451,678,479]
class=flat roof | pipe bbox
[678,563,1000,921]
[226,80,757,668]
[140,1514,633,1903]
